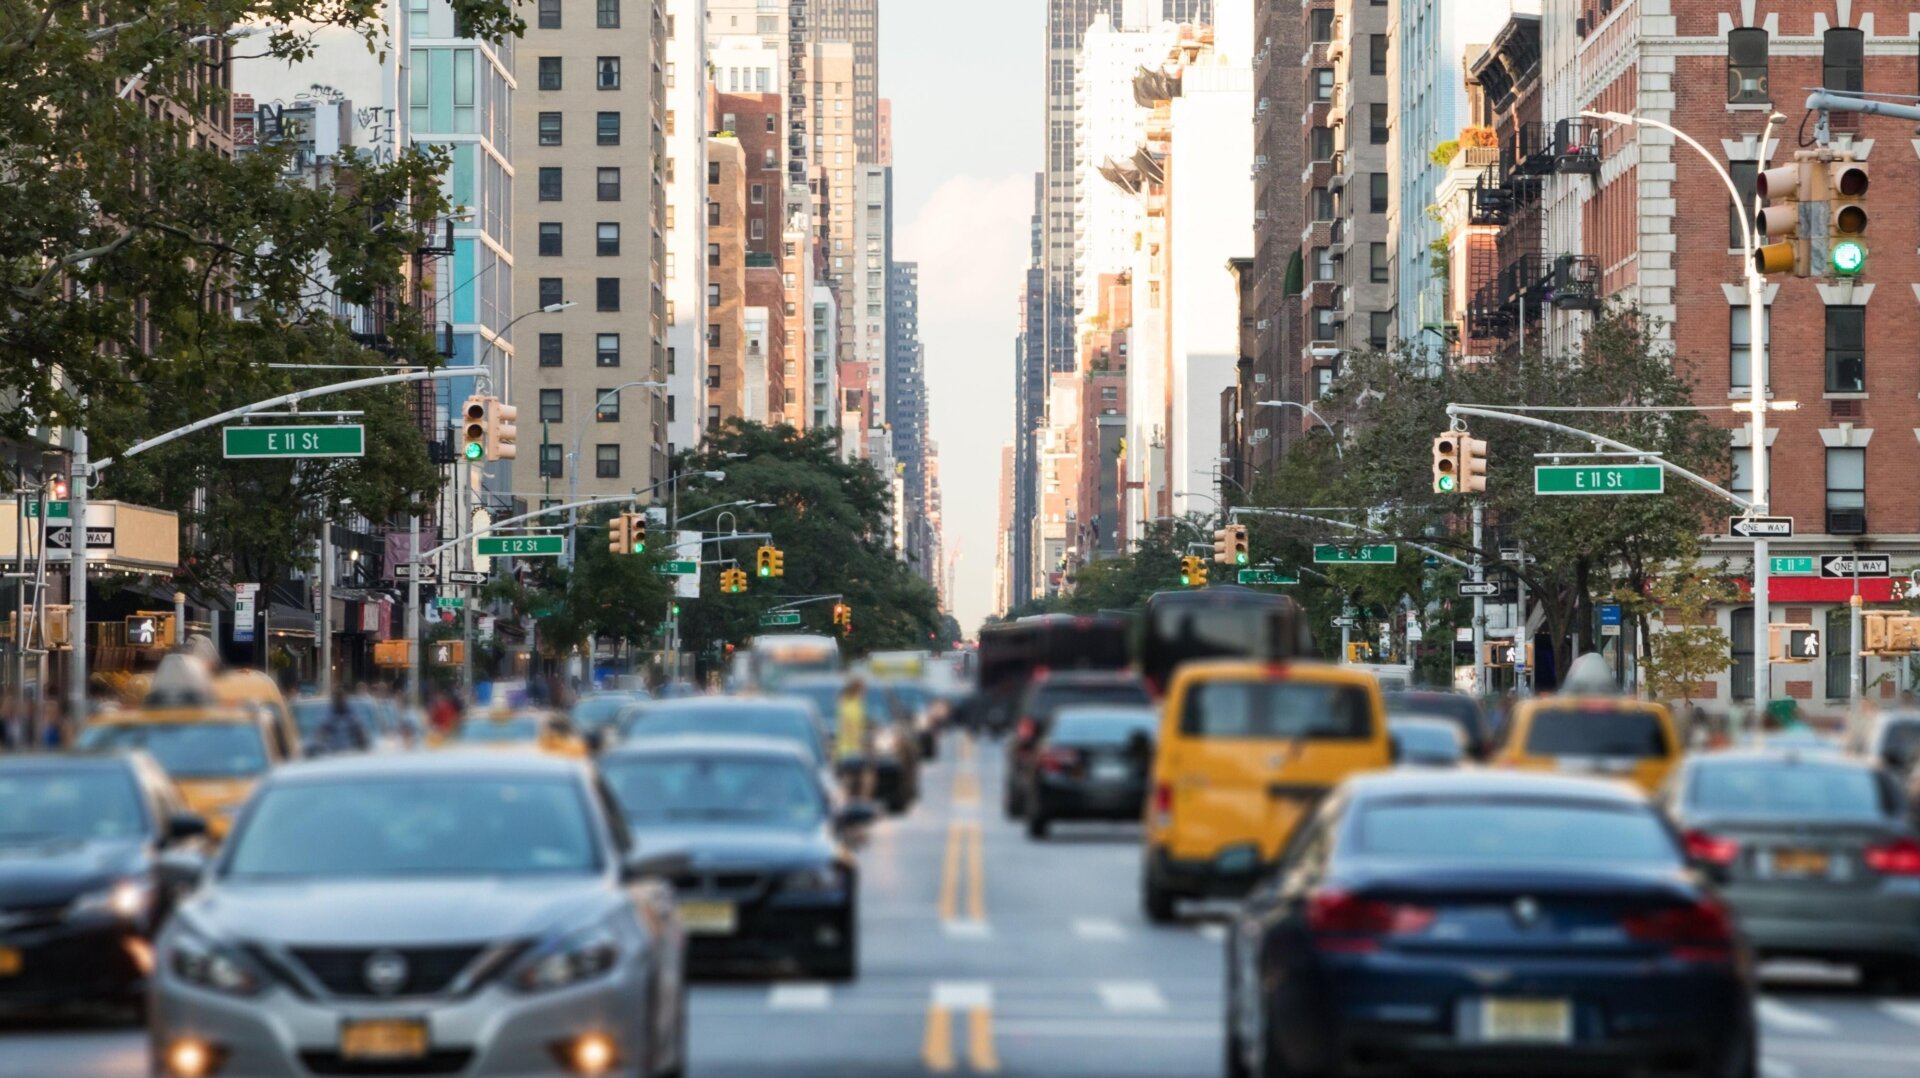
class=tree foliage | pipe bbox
[480,506,675,660]
[1620,550,1737,707]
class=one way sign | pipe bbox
[1729,516,1793,538]
[46,526,115,549]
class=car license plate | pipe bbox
[1479,998,1572,1043]
[1091,760,1129,782]
[679,900,738,936]
[0,946,20,976]
[1770,848,1830,877]
[339,1018,429,1060]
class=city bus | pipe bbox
[1137,586,1316,697]
[974,614,1131,734]
[746,634,843,691]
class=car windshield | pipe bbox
[459,716,544,742]
[0,768,148,843]
[78,722,270,778]
[572,696,633,731]
[625,707,825,765]
[1356,798,1678,865]
[225,776,599,879]
[601,755,824,828]
[1180,680,1374,740]
[1050,710,1157,745]
[1391,720,1462,759]
[1689,761,1889,821]
[1524,705,1670,757]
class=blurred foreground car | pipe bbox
[1664,750,1920,990]
[1225,771,1755,1078]
[571,692,649,753]
[150,753,688,1078]
[599,737,871,980]
[1383,690,1491,760]
[0,754,207,1016]
[446,710,588,759]
[626,698,832,779]
[1022,706,1156,839]
[1388,716,1466,768]
[1846,709,1920,775]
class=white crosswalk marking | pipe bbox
[768,984,831,1011]
[1195,924,1226,943]
[1073,918,1126,941]
[1876,1001,1920,1029]
[933,980,994,1009]
[1097,981,1168,1014]
[942,918,994,939]
[1759,999,1838,1035]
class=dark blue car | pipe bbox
[1224,770,1756,1077]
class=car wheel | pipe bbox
[1005,784,1026,819]
[1027,813,1049,840]
[1703,1021,1757,1078]
[1142,878,1177,924]
[1251,991,1301,1078]
[1866,958,1920,997]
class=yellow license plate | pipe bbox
[0,947,20,976]
[1772,849,1830,876]
[679,900,738,936]
[1480,998,1572,1044]
[339,1018,429,1060]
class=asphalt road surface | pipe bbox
[6,733,1920,1077]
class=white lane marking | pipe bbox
[934,981,994,1009]
[768,984,831,1011]
[1195,924,1227,943]
[1877,1001,1920,1028]
[1096,981,1168,1014]
[942,919,994,939]
[991,1018,1216,1039]
[1072,918,1127,941]
[1758,999,1838,1036]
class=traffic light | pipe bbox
[832,603,852,633]
[629,513,648,554]
[721,567,748,593]
[461,395,488,461]
[373,640,411,667]
[608,513,631,555]
[485,399,518,461]
[1178,555,1208,587]
[1432,432,1460,494]
[1827,155,1867,277]
[769,547,785,577]
[1212,527,1231,565]
[1345,642,1373,663]
[1865,612,1920,655]
[42,604,70,648]
[1752,160,1807,276]
[51,477,68,500]
[756,546,775,578]
[1228,524,1248,566]
[1459,432,1488,493]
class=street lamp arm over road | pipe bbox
[1256,400,1343,460]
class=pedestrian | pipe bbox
[314,687,371,755]
[836,677,874,802]
[429,690,459,735]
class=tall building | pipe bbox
[1012,174,1048,606]
[1074,18,1180,327]
[1043,1,1115,404]
[809,0,881,161]
[707,134,751,427]
[664,0,709,456]
[1247,0,1303,471]
[806,41,865,434]
[852,162,891,460]
[995,441,1016,615]
[514,0,668,504]
[889,263,932,577]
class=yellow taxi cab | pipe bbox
[441,709,588,758]
[1142,659,1392,922]
[76,656,298,838]
[1494,697,1680,793]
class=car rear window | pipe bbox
[1031,682,1150,716]
[1689,762,1890,821]
[1882,720,1920,770]
[1355,799,1678,865]
[1051,711,1157,745]
[1523,706,1669,757]
[1179,680,1374,740]
[1385,693,1485,740]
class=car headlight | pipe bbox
[165,925,266,996]
[779,865,845,895]
[70,879,153,923]
[511,920,625,993]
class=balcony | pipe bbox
[1551,118,1600,175]
[1544,255,1600,310]
[1469,164,1512,226]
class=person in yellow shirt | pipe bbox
[836,677,874,801]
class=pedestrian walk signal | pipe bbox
[1864,612,1920,655]
[1768,623,1820,663]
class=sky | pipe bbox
[881,0,1040,634]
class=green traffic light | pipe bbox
[1234,552,1248,566]
[1437,474,1456,492]
[758,565,770,577]
[463,441,484,461]
[1831,240,1865,276]
[632,541,645,553]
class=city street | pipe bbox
[4,734,1918,1077]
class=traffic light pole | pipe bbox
[1472,501,1487,698]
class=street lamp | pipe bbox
[1256,400,1343,460]
[119,27,266,99]
[1582,108,1782,715]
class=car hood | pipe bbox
[183,876,615,946]
[0,838,147,907]
[629,824,836,871]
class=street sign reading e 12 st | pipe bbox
[1534,464,1664,495]
[222,425,366,459]
[1313,544,1397,565]
[475,535,564,557]
[1238,568,1298,585]
[759,612,802,627]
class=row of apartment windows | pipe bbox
[535,56,622,91]
[1310,308,1393,350]
[536,0,622,30]
[1726,27,1870,105]
[536,222,621,256]
[538,332,624,368]
[1731,444,1864,535]
[538,111,629,145]
[1306,174,1389,220]
[534,442,623,479]
[536,166,624,201]
[1724,306,1862,395]
[1308,243,1389,284]
[535,389,623,424]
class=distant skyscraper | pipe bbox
[810,0,880,162]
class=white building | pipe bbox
[664,0,710,455]
[812,283,840,431]
[1074,19,1179,326]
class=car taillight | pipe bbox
[1152,782,1173,818]
[1016,718,1036,742]
[1864,837,1920,877]
[1039,747,1081,774]
[1306,890,1434,953]
[1621,901,1735,962]
[1683,829,1740,867]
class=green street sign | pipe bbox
[1238,568,1299,585]
[222,424,366,459]
[23,500,70,519]
[654,560,699,575]
[435,596,464,610]
[759,611,802,627]
[1769,556,1817,576]
[1313,544,1398,565]
[1534,464,1664,495]
[475,535,564,557]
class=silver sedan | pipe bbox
[148,752,687,1078]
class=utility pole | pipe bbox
[318,522,333,696]
[1471,501,1486,698]
[406,512,420,709]
[67,426,87,726]
[1514,540,1530,695]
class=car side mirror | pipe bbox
[166,812,209,844]
[621,850,692,884]
[157,848,210,892]
[834,802,878,832]
[1388,735,1403,765]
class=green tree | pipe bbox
[480,507,675,663]
[1620,550,1737,707]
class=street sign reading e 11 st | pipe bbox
[1769,556,1816,576]
[1313,544,1397,565]
[654,560,700,575]
[475,535,564,557]
[222,425,365,459]
[759,612,802,627]
[1534,464,1664,495]
[1238,568,1298,585]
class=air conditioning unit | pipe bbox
[1256,319,1270,330]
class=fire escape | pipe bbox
[1465,118,1601,344]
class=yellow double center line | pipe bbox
[933,818,987,924]
[921,1001,998,1073]
[924,735,996,1072]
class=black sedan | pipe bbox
[1662,749,1920,990]
[0,753,207,1015]
[1005,670,1152,818]
[1022,706,1156,839]
[1384,690,1492,760]
[598,736,873,980]
[1225,771,1755,1078]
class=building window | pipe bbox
[538,112,562,146]
[1368,311,1391,349]
[597,56,621,90]
[595,278,619,312]
[595,390,620,422]
[749,218,765,241]
[538,0,560,29]
[706,364,722,388]
[596,333,620,367]
[1730,446,1770,498]
[1369,103,1389,145]
[1310,187,1333,221]
[596,0,618,29]
[538,222,562,256]
[1826,446,1865,534]
[597,167,621,201]
[708,161,720,185]
[1825,607,1852,700]
[1824,305,1864,393]
[539,444,563,479]
[1729,306,1769,392]
[1313,68,1333,102]
[1730,608,1754,700]
[1727,28,1769,103]
[1370,172,1388,213]
[707,243,720,267]
[595,444,620,479]
[707,201,720,225]
[707,323,721,347]
[1313,246,1333,281]
[1369,242,1388,283]
[538,278,563,308]
[597,222,620,256]
[538,56,562,91]
[1309,126,1334,161]
[597,112,620,145]
[1312,306,1335,341]
[1309,8,1333,42]
[707,283,720,308]
[750,183,765,204]
[538,167,562,201]
[1369,34,1387,77]
[538,389,563,423]
[1730,160,1758,248]
[539,333,562,367]
[1823,28,1864,93]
